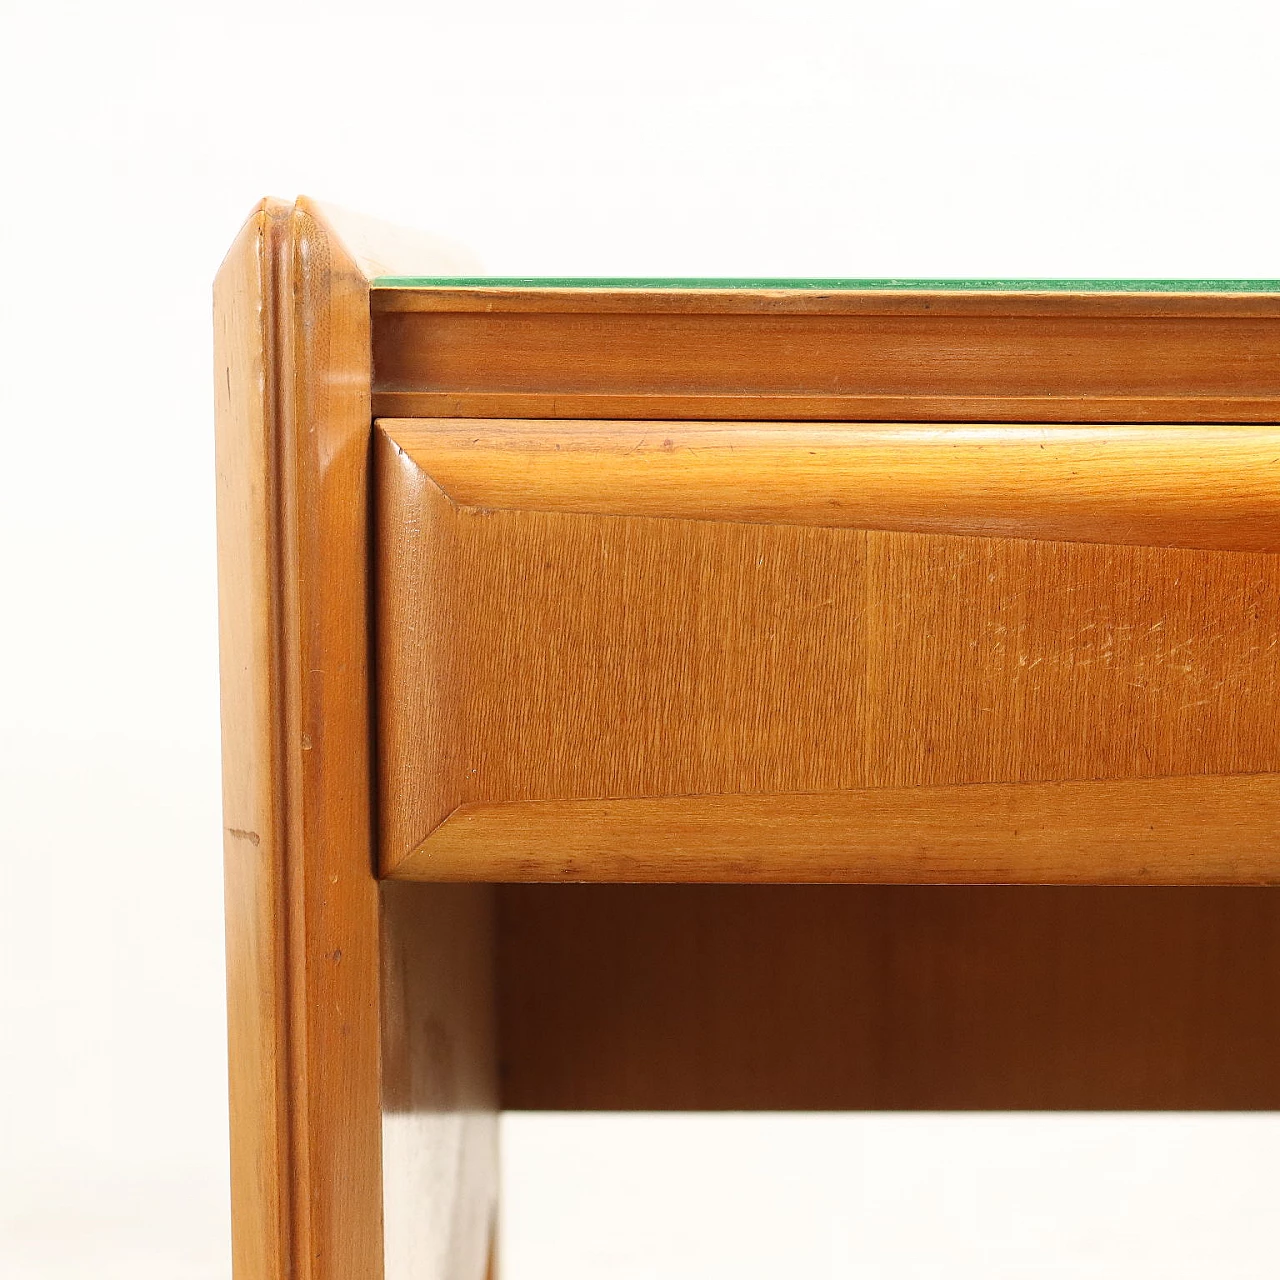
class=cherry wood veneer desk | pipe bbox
[215,198,1280,1280]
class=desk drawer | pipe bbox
[375,418,1280,883]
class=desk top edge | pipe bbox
[373,276,1280,293]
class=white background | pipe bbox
[2,2,1279,1276]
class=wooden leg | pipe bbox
[217,199,498,1280]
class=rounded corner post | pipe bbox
[217,196,386,1280]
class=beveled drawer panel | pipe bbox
[374,418,1280,883]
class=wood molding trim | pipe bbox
[371,391,1280,425]
[382,418,1280,552]
[372,287,1280,317]
[371,289,1280,422]
[387,773,1280,885]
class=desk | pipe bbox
[215,198,1280,1280]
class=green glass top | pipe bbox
[374,276,1280,292]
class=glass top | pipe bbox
[373,276,1280,292]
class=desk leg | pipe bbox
[216,199,498,1280]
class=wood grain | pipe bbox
[281,196,387,1280]
[373,287,1280,317]
[372,295,1280,422]
[385,419,1280,552]
[374,391,1280,426]
[497,884,1280,1110]
[216,195,385,1280]
[376,422,1280,881]
[216,199,497,1280]
[391,773,1280,884]
[225,203,1280,1261]
[216,197,292,1280]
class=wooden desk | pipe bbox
[215,197,1280,1280]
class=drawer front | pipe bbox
[375,419,1280,883]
